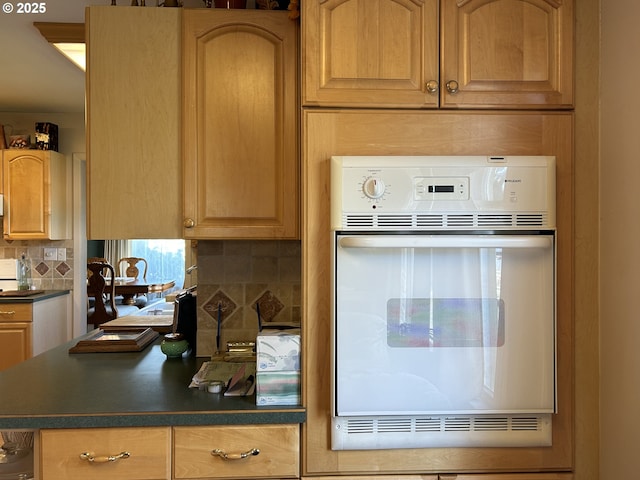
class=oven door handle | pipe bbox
[338,235,552,249]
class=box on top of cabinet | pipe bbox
[256,328,300,372]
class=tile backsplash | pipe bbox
[195,240,301,357]
[0,239,74,290]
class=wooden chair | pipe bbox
[87,261,119,327]
[117,257,149,307]
[117,257,148,282]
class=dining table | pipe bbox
[113,278,176,305]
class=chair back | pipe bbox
[87,261,118,326]
[117,257,148,281]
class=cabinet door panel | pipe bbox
[40,427,170,480]
[0,322,31,371]
[2,150,69,240]
[441,0,574,108]
[86,6,182,239]
[303,0,438,108]
[183,10,299,239]
[174,424,299,479]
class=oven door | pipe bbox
[333,233,556,417]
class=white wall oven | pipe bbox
[331,156,556,450]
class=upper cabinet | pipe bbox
[302,0,574,109]
[86,6,182,239]
[2,150,70,240]
[182,10,299,239]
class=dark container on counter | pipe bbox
[175,289,197,357]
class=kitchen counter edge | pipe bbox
[0,289,70,303]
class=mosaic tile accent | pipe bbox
[35,262,49,276]
[203,290,237,324]
[254,290,284,322]
[56,262,71,276]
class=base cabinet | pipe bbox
[0,294,69,372]
[302,475,573,480]
[39,424,300,480]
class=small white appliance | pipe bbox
[331,156,556,450]
[0,259,19,292]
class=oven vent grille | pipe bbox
[516,213,546,226]
[332,414,552,449]
[345,215,374,228]
[343,212,549,229]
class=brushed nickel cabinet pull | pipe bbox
[0,310,16,315]
[80,451,131,463]
[211,448,260,460]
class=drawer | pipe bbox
[173,424,299,479]
[40,427,171,480]
[0,303,32,322]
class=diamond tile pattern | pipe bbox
[254,290,284,322]
[203,290,237,323]
[35,262,49,276]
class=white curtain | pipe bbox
[104,240,131,274]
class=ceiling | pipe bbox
[0,0,204,114]
[0,0,100,113]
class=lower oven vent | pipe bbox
[332,414,552,450]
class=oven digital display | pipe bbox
[428,185,455,193]
[414,176,469,200]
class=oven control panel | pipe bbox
[330,155,556,230]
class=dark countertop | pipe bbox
[0,333,305,429]
[0,290,70,303]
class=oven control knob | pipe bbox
[362,177,386,199]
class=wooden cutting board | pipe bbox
[101,315,174,333]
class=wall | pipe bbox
[600,0,640,477]
[195,240,301,357]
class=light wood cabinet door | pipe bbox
[86,6,182,240]
[0,321,31,371]
[183,10,299,239]
[303,0,439,108]
[2,150,70,240]
[40,427,171,480]
[303,0,573,109]
[174,424,299,479]
[440,0,574,109]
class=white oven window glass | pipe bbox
[334,234,555,417]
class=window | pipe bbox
[129,239,186,290]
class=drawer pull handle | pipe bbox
[80,451,131,463]
[211,448,260,460]
[0,310,16,315]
